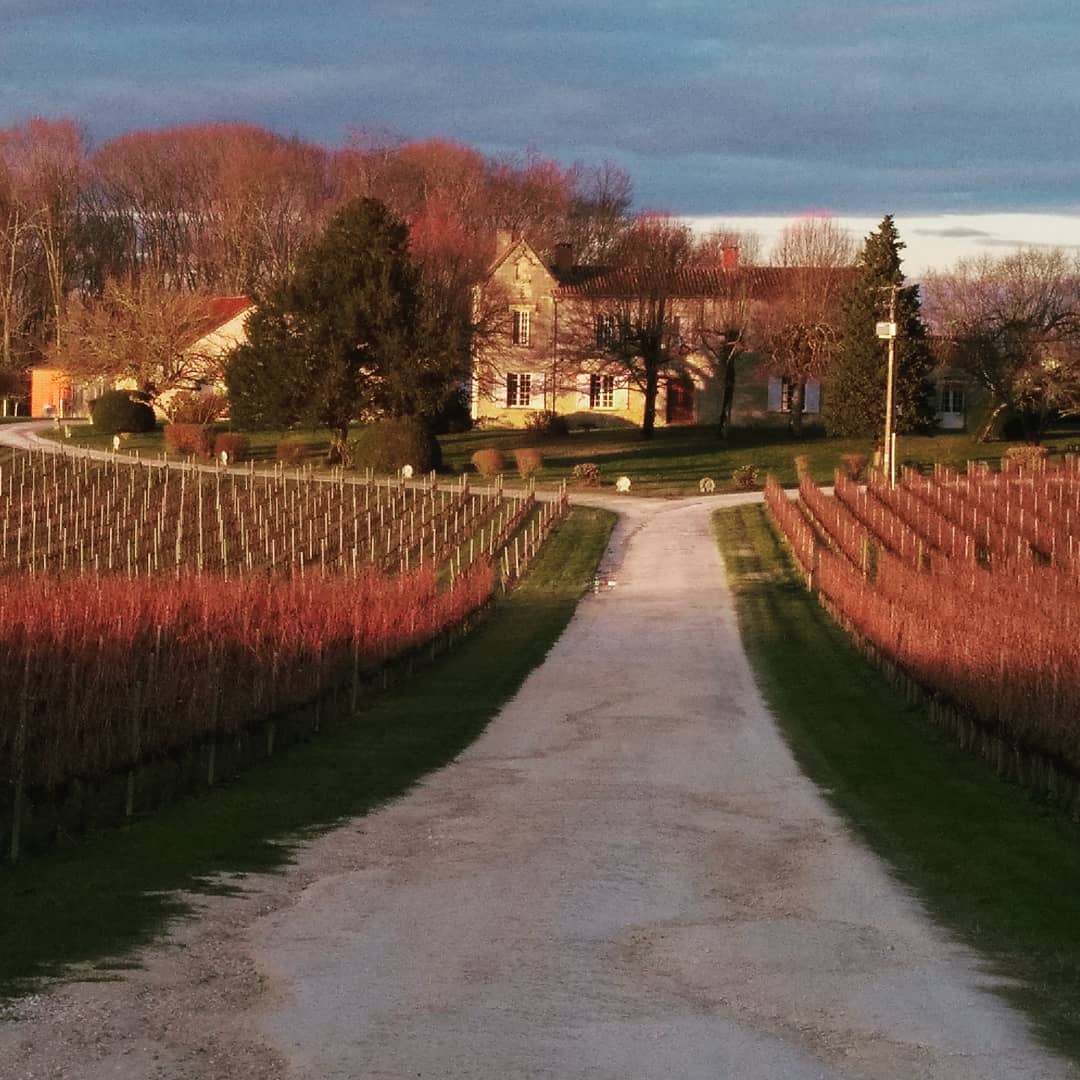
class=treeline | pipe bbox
[0,118,633,373]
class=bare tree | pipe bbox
[563,213,695,438]
[924,248,1080,441]
[752,216,855,434]
[0,119,85,365]
[690,224,763,268]
[49,278,224,405]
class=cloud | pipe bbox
[914,227,993,238]
[2,1,1079,216]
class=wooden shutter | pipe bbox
[529,373,544,409]
[613,375,630,410]
[804,380,821,414]
[767,377,782,412]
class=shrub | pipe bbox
[570,462,601,486]
[513,447,543,479]
[471,448,505,477]
[167,391,226,425]
[214,432,250,462]
[732,463,759,490]
[165,423,214,457]
[1003,444,1048,472]
[350,416,442,475]
[524,410,570,437]
[840,453,868,481]
[90,390,155,435]
[276,437,318,465]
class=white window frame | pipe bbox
[512,309,530,347]
[595,313,617,347]
[589,373,616,409]
[941,385,965,414]
[506,371,533,408]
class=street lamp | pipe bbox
[876,285,900,487]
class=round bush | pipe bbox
[471,448,506,477]
[90,390,156,435]
[512,447,543,479]
[214,432,251,462]
[165,423,214,457]
[350,416,442,475]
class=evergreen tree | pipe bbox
[226,197,455,455]
[824,215,935,437]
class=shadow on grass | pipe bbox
[715,504,1080,1065]
[0,506,616,999]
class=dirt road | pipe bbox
[1,492,1073,1079]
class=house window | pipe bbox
[768,377,821,414]
[595,313,618,347]
[512,309,530,346]
[589,374,616,409]
[507,372,532,407]
[941,385,965,413]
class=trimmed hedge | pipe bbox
[90,390,155,435]
[350,417,442,474]
[512,447,543,479]
[165,424,214,457]
[471,448,505,477]
[214,432,250,462]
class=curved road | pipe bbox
[0,426,1073,1078]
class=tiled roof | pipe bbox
[554,266,847,300]
[201,296,252,331]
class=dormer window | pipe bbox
[512,309,530,346]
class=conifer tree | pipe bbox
[227,197,457,456]
[824,215,935,437]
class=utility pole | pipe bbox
[876,285,899,487]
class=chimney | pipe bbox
[721,243,740,271]
[552,242,573,276]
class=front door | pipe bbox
[666,378,695,424]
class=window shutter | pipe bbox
[613,375,630,410]
[529,373,544,409]
[490,373,507,404]
[767,377,782,412]
[804,380,821,414]
[576,373,591,409]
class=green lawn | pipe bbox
[38,417,1080,495]
[0,506,615,999]
[715,503,1080,1063]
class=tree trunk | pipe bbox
[789,381,805,436]
[642,364,659,439]
[715,348,737,438]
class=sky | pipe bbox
[3,0,1079,273]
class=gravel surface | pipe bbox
[0,485,1074,1079]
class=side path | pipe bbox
[246,497,1069,1079]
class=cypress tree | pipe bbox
[824,215,935,437]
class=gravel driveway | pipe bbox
[1,486,1074,1079]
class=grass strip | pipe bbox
[714,503,1080,1064]
[0,505,615,999]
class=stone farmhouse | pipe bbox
[471,236,827,431]
[472,236,971,433]
[30,295,252,419]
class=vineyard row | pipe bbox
[765,465,1080,782]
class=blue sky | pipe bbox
[3,0,1079,267]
